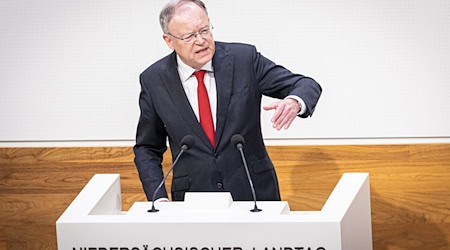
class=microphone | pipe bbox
[231,134,262,212]
[148,135,195,213]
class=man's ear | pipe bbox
[163,34,175,50]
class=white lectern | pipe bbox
[57,173,372,250]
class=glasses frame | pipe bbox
[166,23,214,43]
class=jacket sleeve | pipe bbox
[251,45,322,117]
[133,73,168,201]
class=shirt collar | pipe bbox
[176,55,213,82]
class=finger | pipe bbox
[275,110,290,130]
[283,113,296,130]
[275,103,297,130]
[284,101,299,129]
[263,102,277,111]
[270,103,283,124]
[271,102,285,125]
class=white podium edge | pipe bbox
[56,172,372,249]
[321,173,373,249]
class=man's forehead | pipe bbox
[172,2,206,19]
[169,6,208,31]
[174,2,196,14]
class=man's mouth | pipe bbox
[196,48,208,54]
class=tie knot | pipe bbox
[194,70,206,81]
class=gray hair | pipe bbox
[159,0,208,34]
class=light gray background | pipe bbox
[1,0,449,146]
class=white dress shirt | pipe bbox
[177,56,217,129]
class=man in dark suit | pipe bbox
[134,0,321,202]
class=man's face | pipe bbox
[163,3,215,70]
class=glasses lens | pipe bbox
[182,33,196,42]
[200,28,209,36]
[177,24,212,43]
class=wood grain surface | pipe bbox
[0,144,449,249]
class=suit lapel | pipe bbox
[213,44,234,150]
[160,52,213,148]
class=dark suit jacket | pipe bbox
[134,42,321,201]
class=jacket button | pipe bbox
[217,182,223,189]
[214,153,220,159]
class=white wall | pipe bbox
[1,0,449,146]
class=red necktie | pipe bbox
[194,70,215,147]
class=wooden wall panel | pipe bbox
[0,144,449,249]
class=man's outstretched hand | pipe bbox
[263,97,301,130]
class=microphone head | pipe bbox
[180,135,195,150]
[231,134,245,148]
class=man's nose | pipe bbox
[193,33,205,44]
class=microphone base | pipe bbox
[250,207,262,213]
[147,207,159,213]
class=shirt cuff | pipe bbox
[286,95,307,116]
[155,197,169,202]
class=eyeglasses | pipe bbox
[167,23,214,43]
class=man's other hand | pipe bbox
[263,97,301,130]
